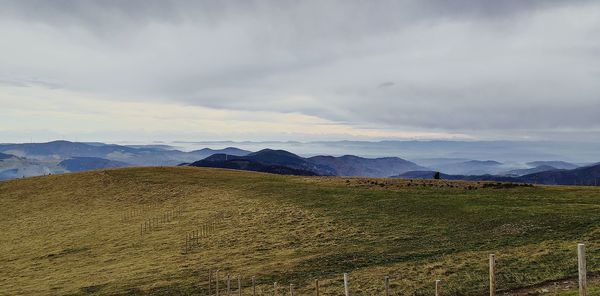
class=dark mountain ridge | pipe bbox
[0,152,15,160]
[307,155,425,177]
[189,149,335,176]
[189,153,319,176]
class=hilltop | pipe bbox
[1,167,599,295]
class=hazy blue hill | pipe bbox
[0,140,140,158]
[526,161,579,170]
[0,168,19,180]
[307,155,425,177]
[58,157,130,172]
[0,154,55,180]
[191,147,250,157]
[0,152,14,160]
[0,141,252,167]
[504,165,558,176]
[421,159,506,175]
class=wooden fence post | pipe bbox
[238,275,242,296]
[344,273,350,296]
[227,274,231,296]
[490,254,496,296]
[209,270,212,296]
[384,276,390,296]
[435,280,441,296]
[274,282,278,296]
[578,243,587,296]
[216,270,220,296]
[315,279,320,296]
[252,276,256,296]
[290,284,294,296]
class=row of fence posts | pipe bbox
[121,208,142,222]
[122,203,163,222]
[184,221,216,253]
[203,244,589,296]
[140,208,182,236]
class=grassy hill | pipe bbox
[1,167,600,295]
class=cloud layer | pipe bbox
[1,0,599,142]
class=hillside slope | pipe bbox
[1,167,600,295]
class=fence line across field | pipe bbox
[201,243,589,296]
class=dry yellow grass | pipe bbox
[1,167,599,295]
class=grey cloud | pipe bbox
[0,0,599,141]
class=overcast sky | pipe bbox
[1,0,599,143]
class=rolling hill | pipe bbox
[1,167,600,295]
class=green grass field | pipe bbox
[1,167,600,295]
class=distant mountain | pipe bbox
[518,164,600,185]
[526,161,579,170]
[396,164,600,186]
[180,140,600,163]
[0,152,14,160]
[0,141,253,180]
[190,147,251,157]
[189,154,318,176]
[0,140,135,159]
[394,171,517,182]
[0,140,251,166]
[245,149,335,175]
[188,150,431,177]
[0,168,20,180]
[58,157,130,172]
[417,159,505,175]
[189,149,335,176]
[307,155,425,177]
[0,154,57,180]
[503,165,558,177]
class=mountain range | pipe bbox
[396,163,600,186]
[188,149,425,177]
[1,140,598,186]
[0,141,251,179]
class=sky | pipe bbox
[1,0,599,144]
